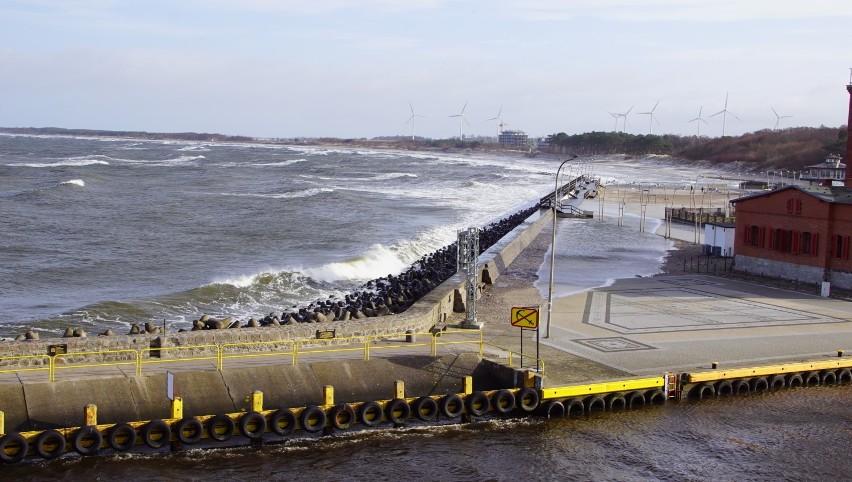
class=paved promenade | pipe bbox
[475,190,852,387]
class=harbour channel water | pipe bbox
[2,135,847,480]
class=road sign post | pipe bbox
[511,307,540,371]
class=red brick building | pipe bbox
[730,81,852,288]
[732,186,852,286]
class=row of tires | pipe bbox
[539,389,667,418]
[0,388,541,465]
[688,368,852,400]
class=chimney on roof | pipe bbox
[846,75,852,187]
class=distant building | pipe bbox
[498,130,529,148]
[536,137,550,150]
[800,154,846,186]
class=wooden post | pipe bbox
[84,404,98,426]
[394,380,405,399]
[171,397,183,419]
[251,390,264,412]
[323,386,334,406]
[463,376,473,395]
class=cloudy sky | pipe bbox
[1,0,850,139]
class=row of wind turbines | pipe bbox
[405,101,508,140]
[609,94,793,137]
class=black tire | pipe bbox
[541,400,564,418]
[0,433,28,464]
[690,383,716,400]
[645,389,666,405]
[385,398,411,425]
[715,380,733,396]
[584,395,605,413]
[838,369,852,384]
[769,374,786,390]
[239,412,267,439]
[142,419,171,449]
[606,393,627,410]
[787,373,804,388]
[328,404,356,430]
[491,389,515,415]
[270,408,297,436]
[466,392,489,417]
[732,379,751,394]
[411,397,439,421]
[299,406,326,433]
[804,371,821,387]
[108,423,137,452]
[626,391,646,408]
[821,370,837,385]
[72,425,102,456]
[34,430,65,460]
[439,394,464,419]
[564,398,585,416]
[751,377,769,392]
[516,387,540,413]
[175,418,204,444]
[358,401,383,427]
[207,414,235,442]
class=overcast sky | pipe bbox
[1,0,851,139]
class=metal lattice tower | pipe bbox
[456,227,480,328]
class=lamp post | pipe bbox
[546,155,577,339]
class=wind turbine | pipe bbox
[404,102,426,140]
[449,101,470,139]
[607,111,619,132]
[613,106,633,133]
[771,107,792,130]
[688,106,710,136]
[487,107,506,136]
[709,93,740,137]
[637,100,662,134]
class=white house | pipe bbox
[704,222,736,257]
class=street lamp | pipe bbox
[546,155,577,339]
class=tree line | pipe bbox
[547,127,848,170]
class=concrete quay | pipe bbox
[476,190,852,388]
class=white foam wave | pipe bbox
[219,187,333,200]
[11,158,110,168]
[61,179,85,187]
[302,244,409,282]
[372,172,418,181]
[253,159,307,167]
[177,145,210,152]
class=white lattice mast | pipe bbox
[456,227,480,328]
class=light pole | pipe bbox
[546,155,577,339]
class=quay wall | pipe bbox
[0,353,511,432]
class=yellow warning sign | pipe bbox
[511,307,539,329]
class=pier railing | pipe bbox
[0,330,544,382]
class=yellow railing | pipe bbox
[366,331,435,360]
[294,336,369,365]
[482,341,545,374]
[0,354,52,379]
[52,349,139,382]
[4,331,538,381]
[138,345,219,376]
[218,339,297,370]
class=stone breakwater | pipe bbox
[0,207,551,368]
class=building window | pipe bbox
[833,235,850,260]
[750,225,759,246]
[785,198,802,215]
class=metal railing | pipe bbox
[6,330,543,381]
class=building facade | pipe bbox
[498,130,529,148]
[732,186,852,287]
